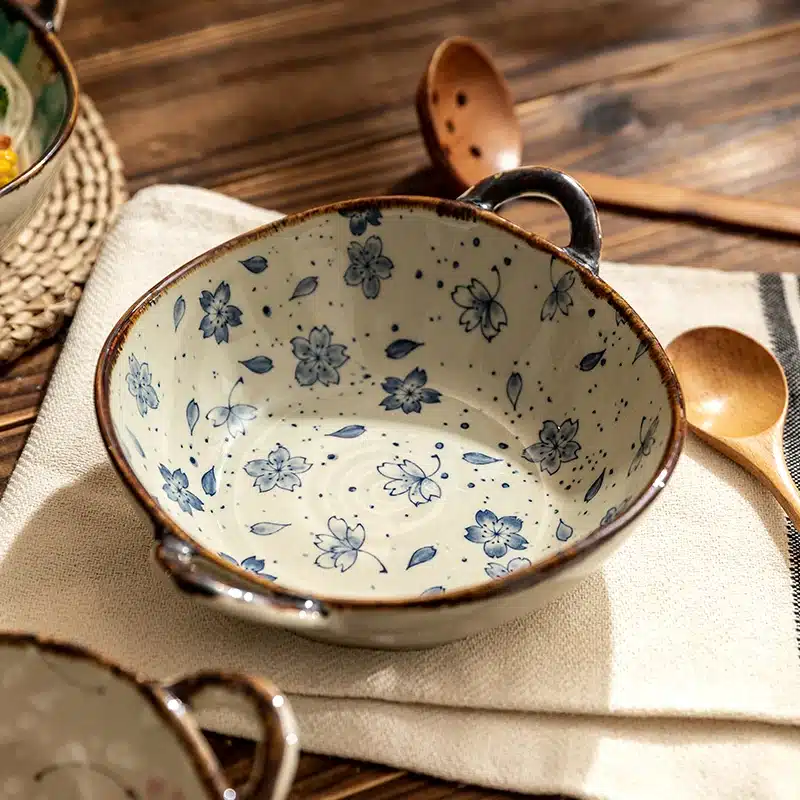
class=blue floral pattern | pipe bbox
[291,325,349,387]
[485,556,531,580]
[377,456,441,506]
[522,418,581,475]
[465,509,528,558]
[313,516,387,573]
[199,281,242,343]
[159,465,203,515]
[601,497,631,526]
[206,378,257,438]
[541,258,575,321]
[629,415,659,476]
[219,552,276,580]
[451,266,507,341]
[344,236,393,299]
[380,367,441,413]
[126,355,159,417]
[244,445,311,493]
[339,207,382,235]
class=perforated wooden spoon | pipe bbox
[416,36,800,238]
[666,326,800,526]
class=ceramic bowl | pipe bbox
[0,0,78,250]
[0,632,298,799]
[96,166,685,649]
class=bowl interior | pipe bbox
[0,637,219,797]
[103,201,677,601]
[0,2,72,176]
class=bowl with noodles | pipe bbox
[0,0,77,251]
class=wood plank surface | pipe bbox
[4,0,800,795]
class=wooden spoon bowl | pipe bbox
[416,36,521,192]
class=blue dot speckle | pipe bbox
[460,422,469,430]
[348,486,356,492]
[327,453,337,460]
[501,482,510,488]
[435,442,444,450]
[441,472,449,479]
[468,482,475,488]
[189,457,197,466]
[498,442,508,450]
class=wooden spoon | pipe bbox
[416,36,800,238]
[666,326,800,527]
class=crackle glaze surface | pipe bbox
[107,202,671,601]
[0,640,215,799]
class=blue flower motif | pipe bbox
[601,496,631,526]
[219,552,276,580]
[629,415,659,476]
[339,207,382,235]
[377,455,442,506]
[291,325,349,387]
[485,556,532,580]
[344,235,393,299]
[452,266,507,342]
[541,258,576,321]
[380,367,441,414]
[199,280,243,344]
[159,464,203,515]
[522,418,581,475]
[244,445,311,493]
[465,509,527,558]
[206,378,258,438]
[206,378,257,438]
[126,355,159,417]
[313,516,387,573]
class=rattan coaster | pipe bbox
[0,94,127,365]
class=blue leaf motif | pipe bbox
[240,356,273,374]
[240,255,267,274]
[173,295,185,331]
[421,585,445,596]
[201,466,217,496]
[407,546,437,569]
[633,339,649,363]
[506,372,522,410]
[186,399,199,435]
[290,276,318,300]
[463,452,502,465]
[250,521,291,536]
[327,424,366,439]
[584,468,605,502]
[579,349,605,371]
[126,427,145,458]
[385,339,423,359]
[555,519,574,541]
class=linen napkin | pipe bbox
[1,184,799,800]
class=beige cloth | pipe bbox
[1,185,799,800]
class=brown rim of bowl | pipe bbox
[95,194,686,612]
[0,630,291,798]
[0,0,79,200]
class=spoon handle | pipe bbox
[766,461,800,531]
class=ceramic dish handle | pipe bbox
[458,166,602,275]
[154,532,330,633]
[30,0,67,31]
[165,671,298,799]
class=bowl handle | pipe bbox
[153,532,330,634]
[458,166,602,275]
[163,671,299,800]
[30,0,67,32]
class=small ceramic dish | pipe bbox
[0,631,298,798]
[0,0,78,249]
[96,166,685,649]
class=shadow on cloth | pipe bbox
[0,462,613,793]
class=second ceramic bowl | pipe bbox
[96,167,685,649]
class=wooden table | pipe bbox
[3,0,800,796]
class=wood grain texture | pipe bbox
[4,0,800,796]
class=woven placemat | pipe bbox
[0,94,127,365]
